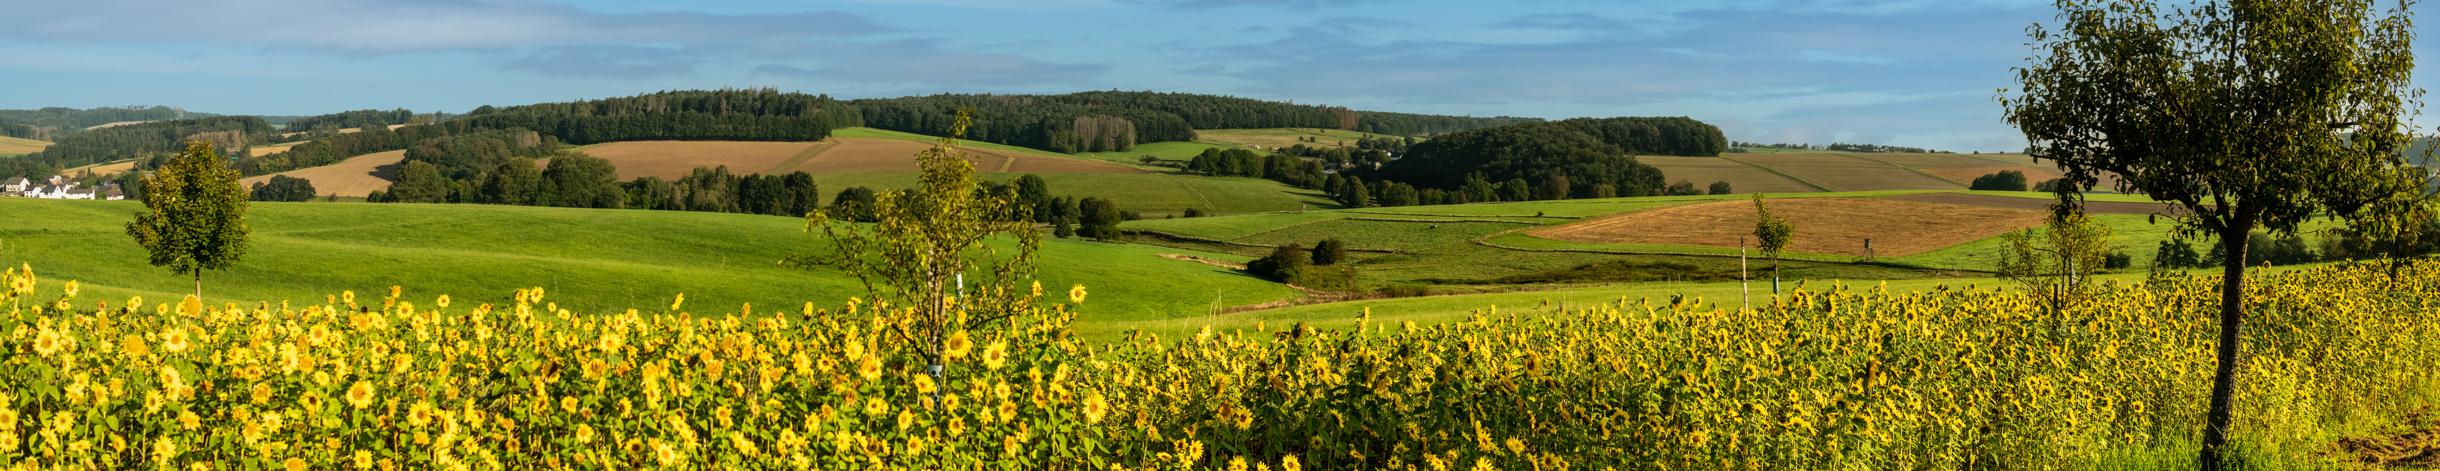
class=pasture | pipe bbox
[0,198,1295,338]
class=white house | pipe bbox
[1,177,28,193]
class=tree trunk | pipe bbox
[2199,231,2249,469]
[193,268,203,300]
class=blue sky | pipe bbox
[3,0,2435,152]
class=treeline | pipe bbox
[0,106,207,140]
[461,89,861,145]
[373,153,625,209]
[1730,141,1948,154]
[0,116,275,178]
[855,94,1192,153]
[852,91,1532,154]
[1183,148,1327,188]
[280,109,425,134]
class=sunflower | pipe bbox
[345,380,376,410]
[1283,455,1302,471]
[435,295,451,309]
[61,280,77,298]
[177,295,203,317]
[865,397,889,416]
[943,330,973,361]
[1081,391,1109,424]
[857,355,883,382]
[160,327,189,354]
[981,341,1008,371]
[1068,284,1088,304]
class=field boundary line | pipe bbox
[1716,155,1833,192]
[1835,152,1974,188]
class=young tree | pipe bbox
[127,141,250,299]
[830,187,880,222]
[2003,1,2428,465]
[1996,212,2114,315]
[1751,194,1793,294]
[790,110,1041,379]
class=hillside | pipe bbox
[0,198,1295,337]
[1640,151,2094,193]
[0,105,209,140]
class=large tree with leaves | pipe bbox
[127,141,251,299]
[2002,0,2428,466]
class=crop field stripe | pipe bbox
[766,139,842,174]
[1834,152,1975,187]
[1716,155,1833,191]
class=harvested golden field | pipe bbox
[238,150,404,197]
[1639,155,1821,193]
[1839,152,2070,185]
[1721,153,1962,191]
[59,159,136,176]
[0,135,47,156]
[1529,197,2047,257]
[248,141,306,156]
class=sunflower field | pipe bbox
[2,260,2437,469]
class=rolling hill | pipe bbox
[0,198,1296,339]
[1642,151,2091,193]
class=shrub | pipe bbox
[1970,170,2030,191]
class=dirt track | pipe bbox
[1883,193,2176,215]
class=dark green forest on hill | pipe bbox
[851,91,1534,153]
[1353,117,1723,199]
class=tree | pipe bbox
[1709,181,1733,195]
[1076,197,1123,240]
[1969,170,2029,191]
[127,141,250,299]
[831,187,880,222]
[1536,175,1571,200]
[2002,1,2427,465]
[477,158,541,205]
[1751,194,1793,294]
[789,110,1041,378]
[1311,238,1347,266]
[386,160,453,203]
[1244,243,1311,282]
[249,175,317,202]
[1996,212,2114,315]
[1499,178,1531,202]
[538,153,623,209]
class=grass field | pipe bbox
[239,150,404,197]
[0,198,1296,339]
[0,135,46,157]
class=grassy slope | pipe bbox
[0,198,1295,338]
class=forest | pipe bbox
[277,109,431,136]
[459,89,863,145]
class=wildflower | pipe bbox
[1229,456,1249,471]
[653,441,680,466]
[353,450,373,469]
[284,457,307,471]
[574,424,596,444]
[896,409,914,432]
[1283,455,1302,471]
[152,437,175,462]
[176,410,200,430]
[865,397,889,416]
[671,293,685,312]
[1069,284,1088,304]
[341,290,355,305]
[436,295,451,309]
[62,280,77,298]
